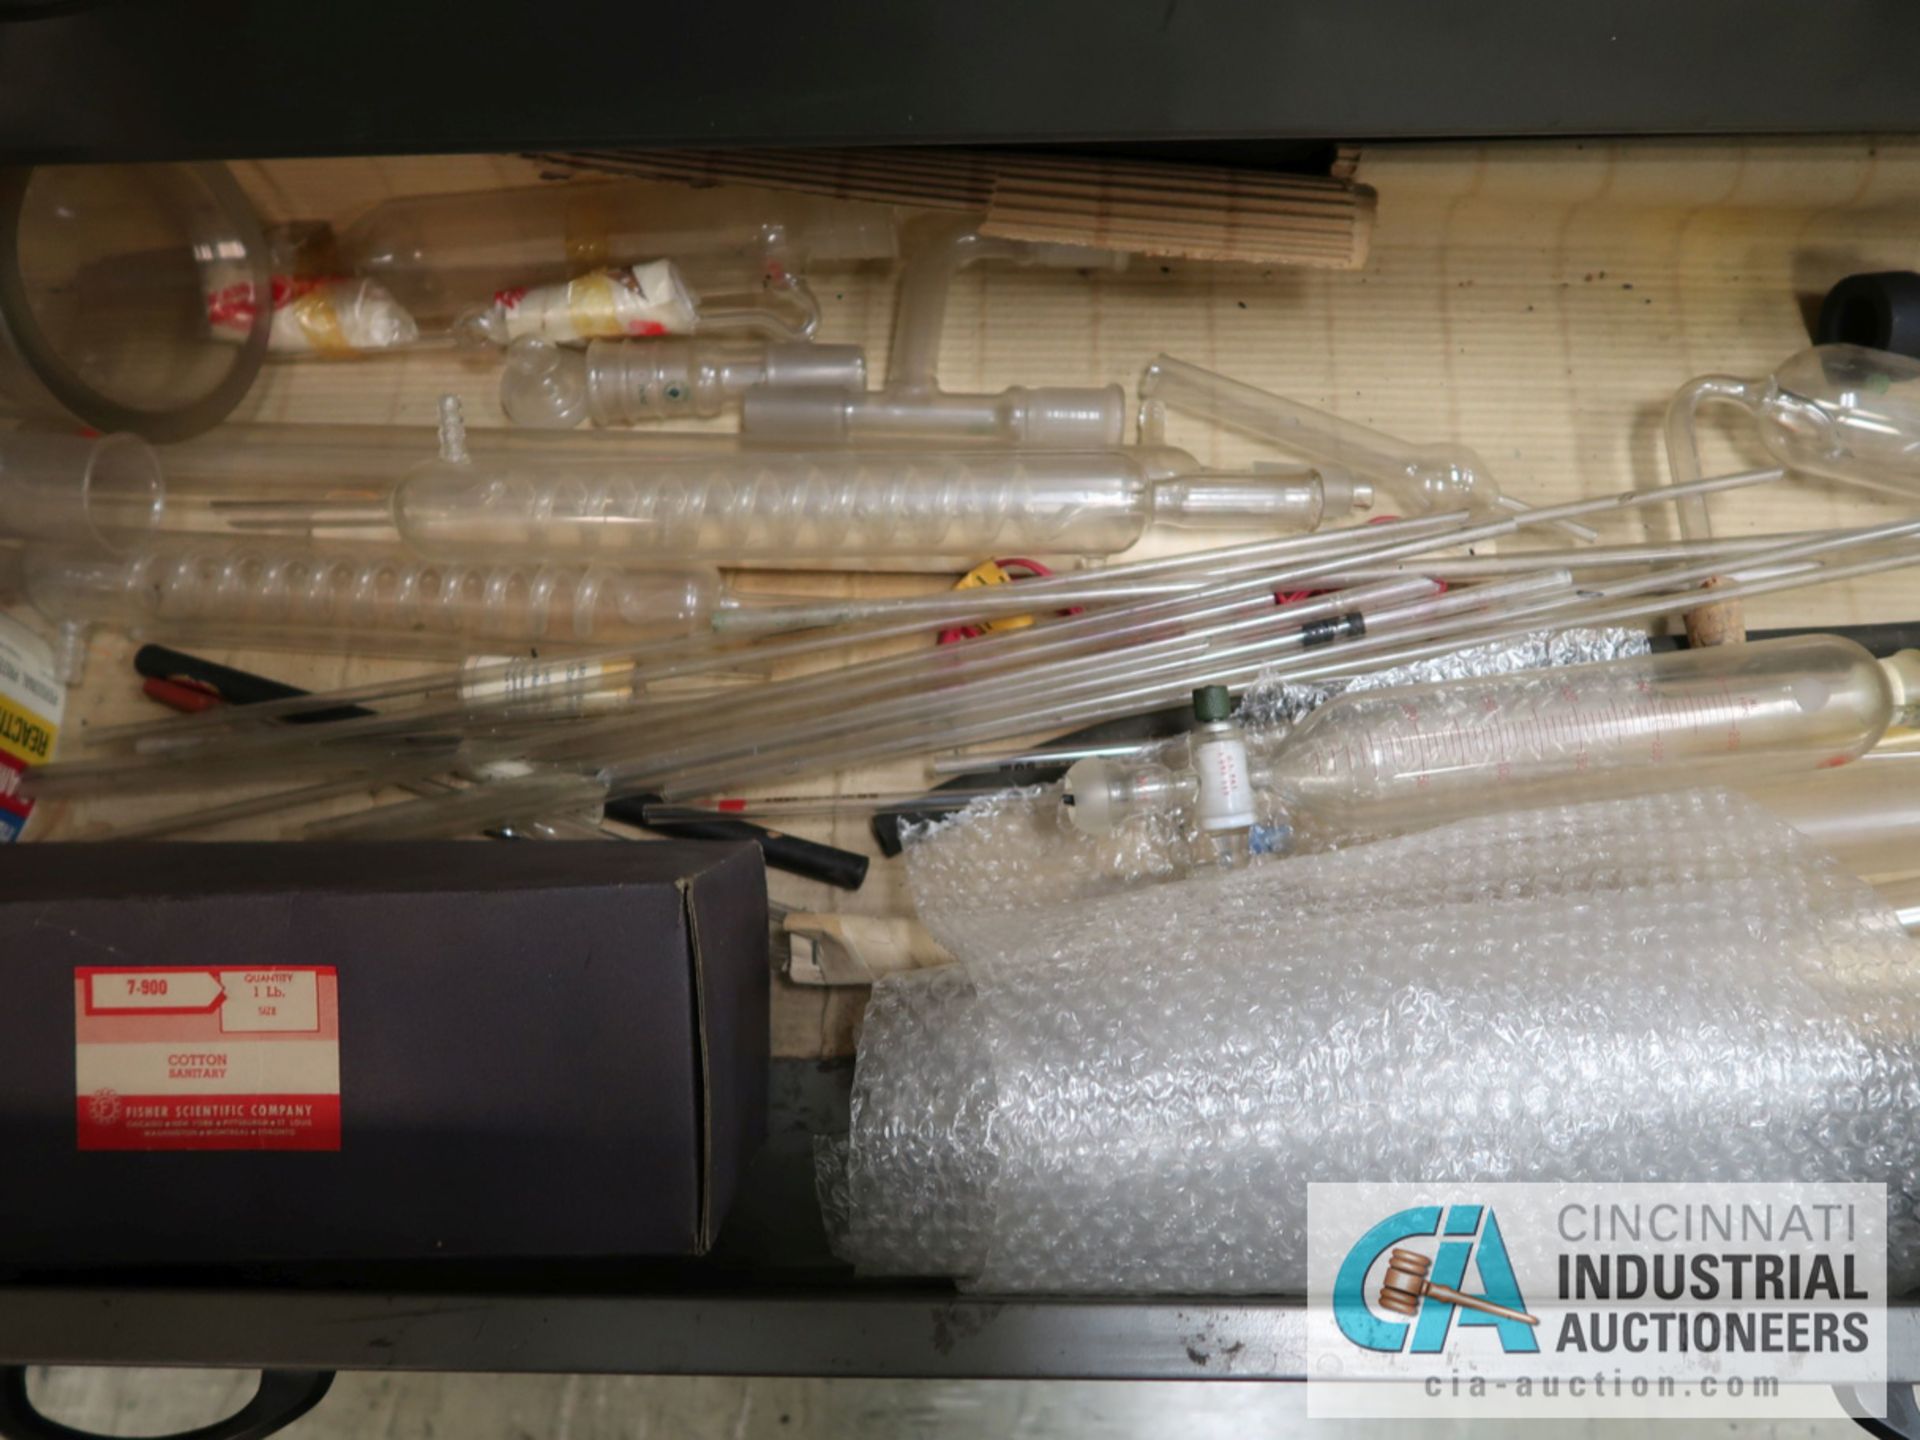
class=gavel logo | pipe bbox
[1379,1248,1539,1326]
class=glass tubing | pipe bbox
[630,537,1920,812]
[53,515,1920,837]
[204,527,1920,844]
[545,470,1812,791]
[213,571,1552,842]
[31,563,1455,805]
[35,463,1823,823]
[35,520,1553,814]
[77,448,1685,774]
[82,518,1864,833]
[81,506,1480,752]
[519,473,1917,803]
[45,461,1798,814]
[149,451,1783,745]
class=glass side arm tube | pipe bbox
[1138,353,1599,542]
[741,215,1133,447]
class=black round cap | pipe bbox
[1816,271,1920,359]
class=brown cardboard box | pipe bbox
[0,841,768,1267]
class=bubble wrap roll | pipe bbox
[903,788,1203,955]
[841,965,998,1277]
[834,790,1920,1294]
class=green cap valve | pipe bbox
[1193,685,1232,723]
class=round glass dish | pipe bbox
[0,162,271,440]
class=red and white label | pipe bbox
[74,966,341,1152]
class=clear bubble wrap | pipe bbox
[902,786,1201,955]
[828,789,1920,1293]
[903,627,1650,942]
[840,965,998,1277]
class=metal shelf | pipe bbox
[0,1287,1311,1381]
[2,1063,1916,1387]
[6,1,1920,162]
[0,1063,1302,1379]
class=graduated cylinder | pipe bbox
[1065,637,1920,848]
[1274,635,1920,842]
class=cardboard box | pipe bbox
[0,841,768,1268]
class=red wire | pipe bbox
[937,540,1447,645]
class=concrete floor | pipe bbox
[18,1368,1878,1438]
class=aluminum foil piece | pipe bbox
[1238,625,1651,727]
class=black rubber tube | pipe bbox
[606,796,869,891]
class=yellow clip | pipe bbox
[953,560,1034,632]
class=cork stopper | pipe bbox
[1681,576,1746,649]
